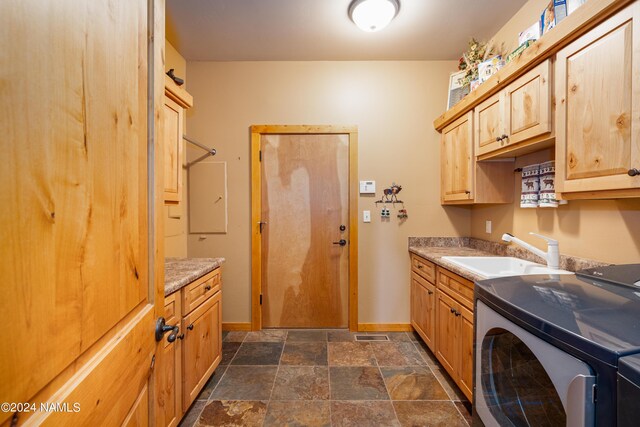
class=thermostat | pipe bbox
[359,180,376,194]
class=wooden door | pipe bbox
[458,305,474,401]
[504,60,552,146]
[163,96,183,203]
[435,290,458,377]
[474,92,505,156]
[0,0,164,425]
[261,133,349,328]
[182,291,222,408]
[556,2,640,193]
[441,112,474,203]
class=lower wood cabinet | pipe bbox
[183,290,222,407]
[156,268,222,427]
[410,254,474,401]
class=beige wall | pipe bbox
[186,61,469,324]
[471,0,640,263]
[164,40,188,258]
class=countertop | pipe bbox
[408,236,607,283]
[165,257,225,296]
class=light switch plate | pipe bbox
[486,220,492,234]
[363,210,371,223]
[359,180,376,194]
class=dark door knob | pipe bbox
[628,168,640,177]
[155,317,179,343]
[333,239,347,246]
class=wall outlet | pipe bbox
[363,210,371,223]
[485,220,492,234]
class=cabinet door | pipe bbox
[458,305,474,401]
[156,293,182,427]
[441,112,474,203]
[182,291,222,408]
[435,290,459,378]
[164,95,183,203]
[556,3,640,194]
[411,275,436,352]
[475,92,505,156]
[504,59,552,146]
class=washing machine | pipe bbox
[474,265,640,426]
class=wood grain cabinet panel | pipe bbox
[556,2,640,197]
[410,274,436,352]
[409,258,475,402]
[441,112,514,205]
[182,290,222,408]
[156,292,182,427]
[163,79,193,204]
[475,60,553,159]
[441,112,474,203]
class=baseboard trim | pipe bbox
[222,322,252,331]
[357,323,413,332]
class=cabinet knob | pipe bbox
[177,333,185,340]
[455,311,461,317]
[629,168,640,177]
[495,136,502,142]
[450,307,455,314]
[501,134,508,140]
[428,290,433,295]
[205,284,212,291]
[417,265,423,269]
[187,324,194,330]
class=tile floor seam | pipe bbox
[263,334,288,427]
[376,354,402,425]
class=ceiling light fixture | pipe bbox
[349,0,400,32]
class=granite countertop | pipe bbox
[408,236,607,283]
[165,257,225,296]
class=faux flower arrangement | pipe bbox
[458,38,498,87]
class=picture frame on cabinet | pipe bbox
[448,70,470,109]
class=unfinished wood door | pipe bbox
[441,112,474,203]
[474,92,505,156]
[505,59,552,146]
[435,289,458,377]
[261,134,349,328]
[410,274,436,352]
[556,2,640,193]
[0,0,164,424]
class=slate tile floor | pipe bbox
[179,330,472,427]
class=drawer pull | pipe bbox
[428,290,433,295]
[187,324,194,331]
[454,311,461,317]
[205,284,212,291]
[417,265,424,269]
[629,168,640,177]
[177,333,185,340]
[450,307,455,314]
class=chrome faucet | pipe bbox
[501,232,560,270]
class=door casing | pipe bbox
[250,125,358,331]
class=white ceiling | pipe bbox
[166,0,527,61]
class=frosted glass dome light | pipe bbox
[349,0,400,32]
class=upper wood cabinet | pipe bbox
[475,60,553,159]
[442,112,474,203]
[441,112,514,205]
[164,76,193,204]
[555,2,640,198]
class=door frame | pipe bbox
[250,125,358,331]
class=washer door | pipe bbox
[475,300,595,427]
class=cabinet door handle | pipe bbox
[177,333,185,340]
[450,307,455,314]
[187,324,194,330]
[205,284,212,291]
[629,168,640,177]
[495,136,502,142]
[464,190,471,195]
[417,265,424,269]
[454,310,461,317]
[428,290,433,295]
[501,134,508,140]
